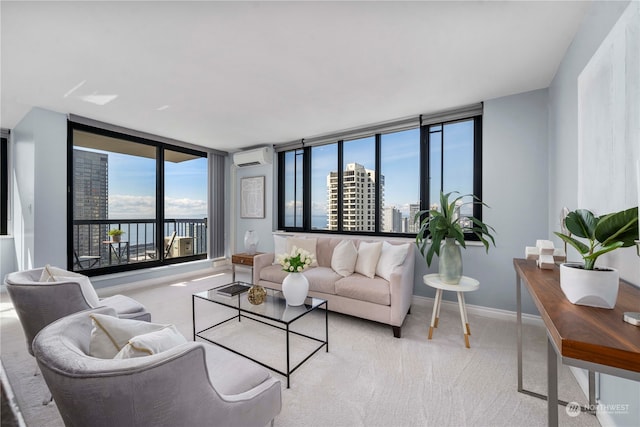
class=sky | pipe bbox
[81,149,208,219]
[300,120,475,219]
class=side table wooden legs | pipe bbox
[427,288,473,348]
[428,289,443,339]
[457,291,471,348]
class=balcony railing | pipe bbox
[72,218,207,271]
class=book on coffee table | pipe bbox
[216,283,251,297]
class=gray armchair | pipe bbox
[33,307,282,427]
[4,267,150,356]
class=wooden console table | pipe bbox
[514,258,640,426]
[231,252,263,284]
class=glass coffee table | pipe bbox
[192,282,328,388]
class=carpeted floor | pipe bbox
[0,268,600,427]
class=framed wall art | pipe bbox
[240,176,265,218]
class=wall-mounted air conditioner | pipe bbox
[232,146,273,168]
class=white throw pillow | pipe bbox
[40,265,100,308]
[375,242,410,281]
[331,240,358,277]
[286,237,318,267]
[114,326,187,359]
[354,241,383,279]
[89,313,171,358]
[273,234,288,265]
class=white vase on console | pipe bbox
[244,230,259,255]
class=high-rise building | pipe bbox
[327,163,384,231]
[73,149,108,262]
[408,203,421,233]
[383,206,402,233]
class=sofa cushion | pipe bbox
[286,237,318,267]
[303,267,340,295]
[272,234,287,264]
[376,242,410,281]
[354,241,383,279]
[331,240,358,277]
[315,238,343,268]
[259,264,289,284]
[335,274,390,305]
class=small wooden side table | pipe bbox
[423,274,479,348]
[231,252,263,284]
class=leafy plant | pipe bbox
[554,207,638,270]
[277,247,315,273]
[415,191,496,266]
[108,228,126,237]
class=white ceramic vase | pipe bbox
[281,272,309,306]
[559,263,619,309]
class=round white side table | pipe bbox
[423,274,479,348]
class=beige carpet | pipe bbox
[0,269,600,427]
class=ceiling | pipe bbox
[1,1,590,152]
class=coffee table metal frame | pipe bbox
[192,282,328,388]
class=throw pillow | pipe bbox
[89,313,170,358]
[114,326,187,359]
[354,241,383,279]
[375,242,410,281]
[331,240,358,277]
[286,237,318,267]
[273,234,288,265]
[40,264,100,308]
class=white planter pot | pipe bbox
[281,273,309,306]
[559,263,619,309]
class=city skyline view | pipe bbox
[76,147,208,219]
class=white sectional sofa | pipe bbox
[253,234,415,337]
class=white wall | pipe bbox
[548,2,638,426]
[11,107,67,270]
[232,157,276,255]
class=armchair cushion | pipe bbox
[39,265,100,308]
[90,313,176,358]
[115,326,187,359]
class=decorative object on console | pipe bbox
[108,228,125,243]
[247,284,267,305]
[244,229,259,255]
[554,207,638,309]
[524,239,566,269]
[277,247,315,306]
[415,191,495,285]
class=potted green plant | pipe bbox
[554,207,638,308]
[415,191,496,284]
[108,228,126,243]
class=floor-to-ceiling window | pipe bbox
[68,121,212,275]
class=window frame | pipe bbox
[1,132,8,235]
[67,121,209,275]
[277,114,483,239]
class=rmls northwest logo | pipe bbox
[565,401,630,417]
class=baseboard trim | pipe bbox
[411,294,543,327]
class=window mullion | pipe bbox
[337,140,343,233]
